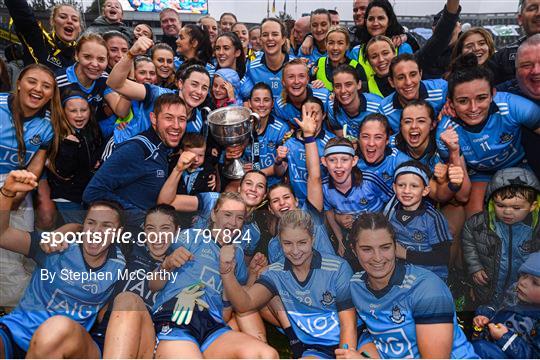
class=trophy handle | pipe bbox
[249,112,260,127]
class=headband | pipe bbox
[323,145,355,157]
[394,166,429,186]
[62,95,87,106]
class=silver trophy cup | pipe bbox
[207,106,260,179]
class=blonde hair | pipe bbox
[50,4,83,32]
[365,35,396,62]
[278,209,314,239]
[209,192,247,229]
[325,26,350,46]
[281,58,308,100]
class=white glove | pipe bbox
[171,282,210,325]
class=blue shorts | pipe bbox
[301,343,338,359]
[155,310,230,353]
[0,323,26,359]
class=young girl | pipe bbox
[437,53,540,217]
[451,27,495,67]
[150,43,176,90]
[47,89,103,224]
[274,95,334,205]
[212,68,242,107]
[358,113,411,187]
[329,64,382,137]
[312,26,364,91]
[384,161,454,282]
[221,210,363,359]
[150,193,278,359]
[55,33,130,138]
[322,137,393,261]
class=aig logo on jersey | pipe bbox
[320,291,335,307]
[156,170,165,178]
[389,305,405,324]
[30,134,42,146]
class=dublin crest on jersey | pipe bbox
[499,132,513,144]
[29,134,42,146]
[320,290,335,307]
[390,305,405,324]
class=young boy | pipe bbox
[471,252,540,359]
[170,133,218,195]
[462,167,540,306]
[384,160,455,282]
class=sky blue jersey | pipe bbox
[384,197,453,280]
[241,115,291,187]
[240,52,295,101]
[283,129,335,205]
[273,87,333,129]
[350,262,478,359]
[436,92,540,174]
[143,83,207,134]
[193,192,261,256]
[357,148,412,188]
[0,94,53,174]
[328,93,382,137]
[0,233,125,351]
[323,170,393,215]
[152,228,248,324]
[257,250,354,346]
[379,79,448,133]
[268,201,335,264]
[55,64,114,125]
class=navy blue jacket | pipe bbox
[476,296,540,359]
[83,127,172,228]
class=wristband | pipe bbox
[126,50,135,60]
[448,182,462,192]
[304,136,316,144]
[274,159,283,166]
[0,187,16,198]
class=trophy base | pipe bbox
[223,159,247,180]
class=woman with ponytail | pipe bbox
[437,53,540,216]
[0,63,62,307]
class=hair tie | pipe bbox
[61,95,87,106]
[323,145,355,157]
